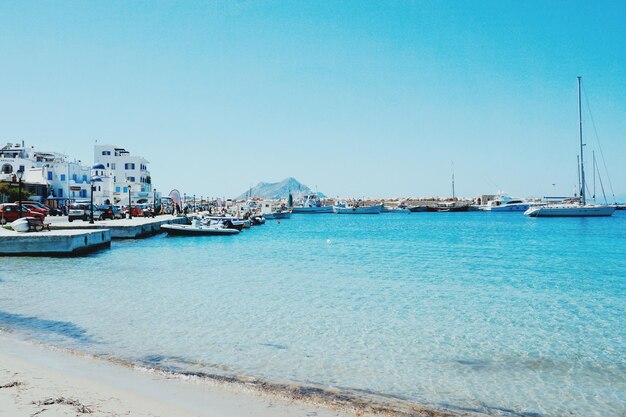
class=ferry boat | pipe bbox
[525,77,615,218]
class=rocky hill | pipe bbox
[236,177,325,200]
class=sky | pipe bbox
[1,1,625,199]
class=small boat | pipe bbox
[10,217,32,233]
[292,194,333,214]
[264,210,292,219]
[333,201,382,214]
[250,215,266,225]
[407,206,429,212]
[161,219,239,236]
[435,203,469,212]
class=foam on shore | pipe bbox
[0,329,474,417]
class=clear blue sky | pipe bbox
[1,1,625,199]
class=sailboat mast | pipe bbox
[451,162,455,200]
[578,76,586,205]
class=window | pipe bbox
[60,174,66,181]
[123,187,128,193]
[80,190,87,198]
[19,165,25,172]
[47,172,53,180]
[111,163,116,169]
[82,175,88,182]
[116,187,121,193]
[124,163,135,170]
[102,151,111,156]
[58,188,63,197]
[72,174,77,182]
[128,177,135,182]
[1,164,12,174]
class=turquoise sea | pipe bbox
[1,212,625,416]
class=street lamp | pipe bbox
[16,169,24,218]
[153,188,157,216]
[128,183,133,219]
[89,176,103,224]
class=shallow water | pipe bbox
[1,212,625,416]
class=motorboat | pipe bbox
[333,201,382,214]
[292,194,333,214]
[161,219,240,236]
[482,195,532,212]
[524,77,615,218]
[264,210,292,219]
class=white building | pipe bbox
[1,142,158,206]
[93,144,154,204]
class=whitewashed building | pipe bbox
[93,144,154,204]
[1,141,158,206]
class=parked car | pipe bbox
[16,201,50,216]
[98,205,124,220]
[68,203,104,222]
[0,203,45,224]
[19,203,48,217]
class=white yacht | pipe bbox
[525,77,615,218]
[483,195,532,212]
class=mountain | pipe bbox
[236,177,325,200]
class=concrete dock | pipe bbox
[48,215,188,239]
[0,227,111,256]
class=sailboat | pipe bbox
[525,77,615,218]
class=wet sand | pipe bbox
[0,331,469,417]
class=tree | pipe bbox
[0,182,31,203]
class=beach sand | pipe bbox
[0,331,355,417]
[0,330,469,417]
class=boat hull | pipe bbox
[524,205,615,217]
[407,206,429,212]
[161,224,240,236]
[264,211,292,219]
[292,206,333,214]
[333,205,382,214]
[486,204,531,212]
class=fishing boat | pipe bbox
[292,194,333,214]
[333,201,382,214]
[407,205,429,212]
[525,77,615,218]
[435,203,470,212]
[161,219,240,236]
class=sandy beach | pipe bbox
[0,331,357,417]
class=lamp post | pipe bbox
[153,188,157,216]
[16,169,24,218]
[89,176,102,224]
[193,194,196,212]
[128,183,132,219]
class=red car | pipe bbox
[20,203,48,217]
[0,203,45,224]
